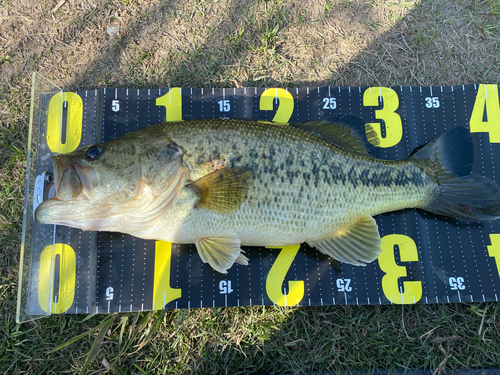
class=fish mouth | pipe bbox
[53,155,82,200]
[52,155,98,201]
[34,155,98,225]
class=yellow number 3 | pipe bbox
[378,234,422,304]
[363,87,403,148]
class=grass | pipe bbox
[1,0,500,373]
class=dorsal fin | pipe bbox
[290,114,380,156]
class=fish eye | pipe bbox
[85,145,101,160]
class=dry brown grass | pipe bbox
[1,0,498,94]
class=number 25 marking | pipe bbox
[336,278,352,292]
[323,97,337,109]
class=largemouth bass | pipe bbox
[35,116,500,273]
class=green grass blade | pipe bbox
[79,315,115,375]
[118,315,129,351]
[134,310,165,353]
[49,319,105,353]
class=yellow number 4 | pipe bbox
[487,234,500,279]
[470,84,500,143]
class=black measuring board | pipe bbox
[26,85,500,316]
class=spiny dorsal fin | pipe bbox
[307,215,382,266]
[186,167,252,213]
[291,114,380,156]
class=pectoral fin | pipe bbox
[195,235,247,274]
[187,167,252,213]
[308,216,381,266]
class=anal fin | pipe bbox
[195,235,248,273]
[308,216,381,266]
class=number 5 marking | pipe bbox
[265,244,304,306]
[363,87,403,148]
[259,88,294,124]
[378,234,422,304]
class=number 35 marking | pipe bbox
[448,277,465,290]
[425,97,440,108]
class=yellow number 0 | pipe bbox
[363,87,402,148]
[38,243,76,313]
[47,92,83,153]
[260,88,294,124]
[265,245,304,306]
[378,234,422,304]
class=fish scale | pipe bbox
[149,120,430,245]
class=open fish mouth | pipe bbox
[52,155,98,201]
[34,155,99,225]
[53,155,82,200]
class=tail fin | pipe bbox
[411,127,500,221]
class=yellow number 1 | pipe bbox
[156,88,183,122]
[152,241,182,310]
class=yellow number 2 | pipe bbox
[259,88,294,124]
[265,245,304,306]
[363,87,403,148]
[378,234,422,304]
